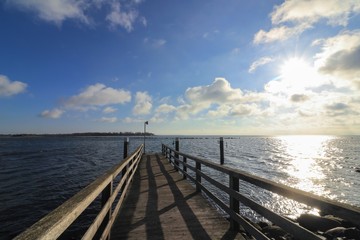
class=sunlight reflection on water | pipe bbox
[178,135,359,222]
[276,135,332,194]
[262,136,339,219]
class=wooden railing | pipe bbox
[15,144,144,240]
[162,144,360,240]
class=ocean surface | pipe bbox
[1,135,359,239]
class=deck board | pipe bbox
[111,153,245,240]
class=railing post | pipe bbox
[169,149,172,163]
[121,138,129,197]
[175,138,179,171]
[123,137,129,159]
[97,181,113,239]
[196,162,201,192]
[229,175,239,231]
[183,156,187,179]
[220,137,224,165]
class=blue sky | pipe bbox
[1,0,360,135]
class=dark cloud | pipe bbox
[326,102,348,110]
[320,46,360,75]
[290,94,309,102]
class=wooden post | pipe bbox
[183,156,187,179]
[196,162,201,192]
[123,137,129,159]
[175,138,179,171]
[97,181,113,239]
[169,149,172,163]
[229,175,239,231]
[220,137,224,165]
[121,138,129,196]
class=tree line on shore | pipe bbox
[1,132,155,137]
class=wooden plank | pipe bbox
[111,154,245,240]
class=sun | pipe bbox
[280,57,316,91]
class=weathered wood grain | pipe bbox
[111,154,245,240]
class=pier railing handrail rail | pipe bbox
[15,144,144,240]
[162,144,360,240]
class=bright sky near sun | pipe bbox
[1,0,360,135]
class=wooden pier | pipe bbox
[111,153,244,239]
[14,141,360,240]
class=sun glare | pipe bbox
[280,58,316,91]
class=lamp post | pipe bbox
[144,121,148,153]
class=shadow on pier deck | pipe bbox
[111,153,244,240]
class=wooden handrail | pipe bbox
[15,144,144,240]
[162,144,360,240]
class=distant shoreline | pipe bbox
[0,132,155,137]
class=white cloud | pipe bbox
[249,57,274,73]
[140,16,147,27]
[103,106,117,113]
[156,104,176,113]
[152,104,176,123]
[65,83,131,110]
[231,48,241,55]
[314,30,360,88]
[40,83,131,121]
[0,75,27,97]
[133,91,152,115]
[230,104,258,116]
[7,0,89,26]
[132,0,143,4]
[271,0,360,26]
[106,1,138,32]
[185,78,243,107]
[123,117,143,123]
[254,0,360,44]
[174,78,255,120]
[6,0,146,31]
[40,108,64,119]
[152,39,166,48]
[147,75,360,134]
[254,23,310,44]
[144,38,167,48]
[207,105,231,118]
[99,117,117,123]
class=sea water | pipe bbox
[1,135,359,239]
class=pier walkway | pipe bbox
[111,153,244,240]
[15,142,360,240]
